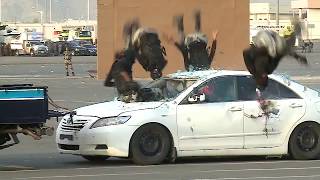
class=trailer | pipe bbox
[0,84,67,149]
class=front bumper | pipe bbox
[56,119,138,157]
[34,50,48,56]
[74,50,88,56]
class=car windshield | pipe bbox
[139,78,197,102]
[79,31,91,37]
[30,41,43,45]
[70,42,80,47]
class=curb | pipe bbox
[0,165,36,171]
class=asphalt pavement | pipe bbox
[1,49,320,180]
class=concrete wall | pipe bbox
[306,9,320,39]
[97,0,249,79]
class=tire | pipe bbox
[289,122,320,160]
[130,124,171,165]
[30,50,34,57]
[81,155,109,162]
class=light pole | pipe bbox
[36,10,44,36]
[87,0,90,21]
[36,11,43,24]
[0,0,2,23]
[276,0,279,32]
[49,0,52,23]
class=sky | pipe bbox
[1,0,97,23]
[1,0,293,23]
[251,0,293,12]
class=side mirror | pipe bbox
[188,93,206,103]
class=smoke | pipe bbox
[1,0,97,23]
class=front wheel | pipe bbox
[15,50,19,56]
[30,50,35,56]
[130,124,171,165]
[81,155,109,162]
[289,122,320,160]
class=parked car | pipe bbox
[82,44,97,56]
[56,70,320,165]
[30,41,49,57]
[11,40,49,57]
[67,41,87,56]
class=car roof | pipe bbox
[166,69,251,80]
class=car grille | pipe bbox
[58,144,79,150]
[61,118,88,132]
[37,47,47,51]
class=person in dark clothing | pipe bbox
[104,21,142,102]
[132,27,168,80]
[104,49,140,102]
[243,19,307,91]
[164,10,218,71]
[120,18,168,80]
[104,19,168,102]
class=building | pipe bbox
[4,20,97,41]
[97,0,249,79]
[250,0,320,40]
[292,0,320,39]
[250,3,293,21]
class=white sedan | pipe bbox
[56,70,320,165]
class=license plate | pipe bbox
[60,134,73,141]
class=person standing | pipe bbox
[63,47,75,76]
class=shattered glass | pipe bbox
[139,77,197,102]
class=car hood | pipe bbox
[74,100,165,118]
[33,45,47,49]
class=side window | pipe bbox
[197,76,237,103]
[262,79,301,99]
[261,79,280,99]
[237,76,257,101]
[237,76,301,100]
[277,81,301,99]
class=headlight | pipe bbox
[90,116,131,128]
[75,48,79,51]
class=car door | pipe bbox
[237,76,306,148]
[176,76,244,151]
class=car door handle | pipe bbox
[289,103,303,108]
[229,107,243,112]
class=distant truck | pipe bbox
[68,30,93,43]
[10,32,49,56]
[52,30,69,42]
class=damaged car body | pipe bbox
[56,70,320,165]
